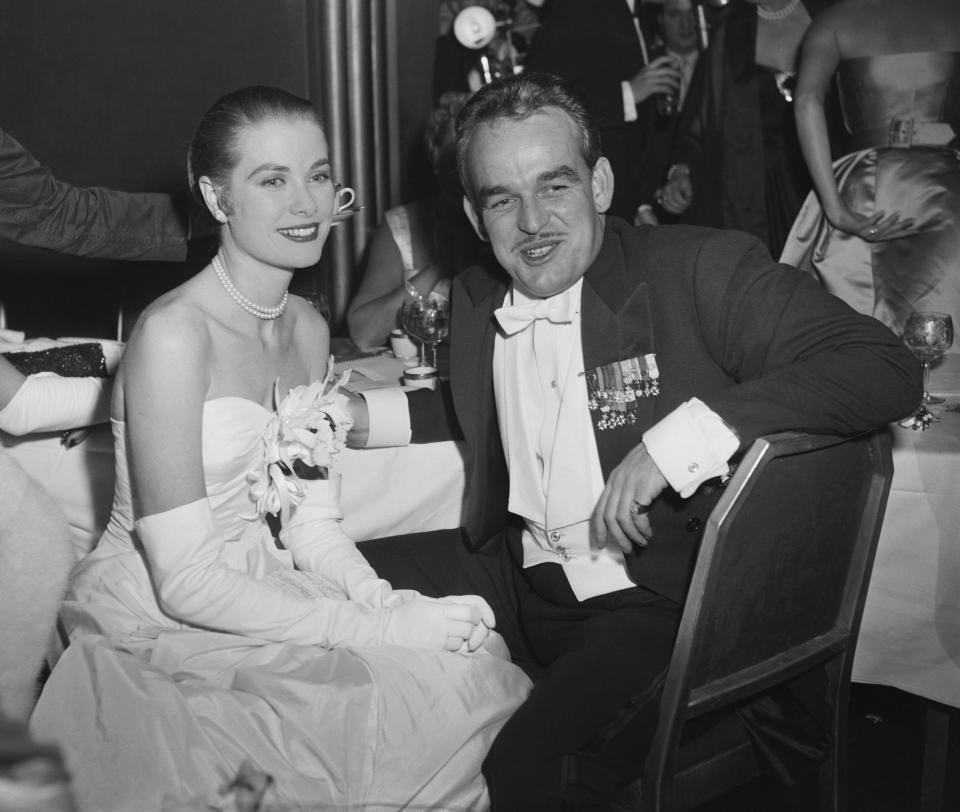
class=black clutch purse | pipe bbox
[2,342,109,378]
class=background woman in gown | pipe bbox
[30,85,529,812]
[657,0,839,259]
[781,0,960,335]
[347,91,486,351]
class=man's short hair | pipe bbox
[454,72,604,206]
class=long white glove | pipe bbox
[136,498,490,651]
[0,373,110,435]
[278,473,405,608]
[279,474,496,649]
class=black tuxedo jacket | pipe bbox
[417,218,919,604]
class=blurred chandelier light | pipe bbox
[452,4,532,87]
[453,6,498,49]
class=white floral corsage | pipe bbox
[247,356,353,523]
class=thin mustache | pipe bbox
[514,232,564,250]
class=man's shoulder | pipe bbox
[453,258,508,299]
[614,218,762,267]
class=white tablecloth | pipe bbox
[1,354,466,559]
[853,354,960,707]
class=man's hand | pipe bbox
[591,442,669,554]
[629,55,682,105]
[634,204,660,227]
[657,172,693,215]
[344,390,369,448]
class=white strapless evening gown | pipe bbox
[30,398,530,811]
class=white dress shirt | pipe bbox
[493,280,638,600]
[622,0,647,123]
[668,48,699,109]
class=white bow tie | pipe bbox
[494,292,578,335]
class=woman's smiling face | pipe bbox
[221,115,336,270]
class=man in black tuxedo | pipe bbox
[358,72,919,809]
[633,0,704,226]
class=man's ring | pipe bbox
[869,225,878,238]
[630,499,649,516]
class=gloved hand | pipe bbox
[279,473,404,608]
[443,594,496,652]
[383,594,495,652]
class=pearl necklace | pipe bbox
[756,0,801,22]
[212,254,288,320]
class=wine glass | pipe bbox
[902,311,954,404]
[399,297,450,370]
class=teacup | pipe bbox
[335,185,356,214]
[389,328,419,361]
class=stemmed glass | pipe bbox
[399,297,450,370]
[902,311,954,404]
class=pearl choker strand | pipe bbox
[756,0,801,21]
[212,254,288,320]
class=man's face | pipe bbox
[660,0,698,55]
[462,107,613,299]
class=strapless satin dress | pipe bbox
[30,400,530,811]
[781,51,960,341]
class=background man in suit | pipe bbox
[357,72,920,809]
[634,0,704,226]
[525,0,682,219]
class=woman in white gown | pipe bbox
[30,85,530,812]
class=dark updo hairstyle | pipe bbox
[187,85,324,219]
[455,72,603,208]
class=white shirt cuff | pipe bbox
[360,388,411,447]
[642,398,740,498]
[621,81,638,122]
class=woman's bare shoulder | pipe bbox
[114,286,213,421]
[125,286,212,365]
[287,295,331,377]
[288,293,329,337]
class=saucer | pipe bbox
[331,205,364,226]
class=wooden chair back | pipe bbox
[640,430,893,811]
